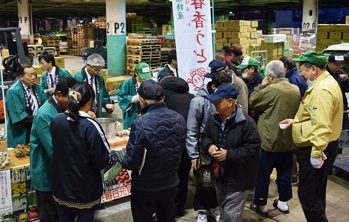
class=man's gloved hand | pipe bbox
[310,152,327,169]
[131,95,140,103]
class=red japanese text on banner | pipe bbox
[172,0,213,93]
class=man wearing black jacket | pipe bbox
[326,53,349,129]
[160,77,194,216]
[122,80,186,222]
[201,84,261,221]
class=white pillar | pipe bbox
[106,0,126,76]
[302,0,318,30]
[17,0,32,42]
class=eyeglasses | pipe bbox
[91,67,102,74]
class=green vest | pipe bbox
[5,80,47,148]
[39,66,71,100]
[72,69,110,118]
[116,78,139,129]
[30,97,62,191]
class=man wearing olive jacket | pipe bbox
[281,51,343,222]
[249,60,300,216]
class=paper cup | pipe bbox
[106,104,114,109]
[279,123,288,129]
[340,74,346,78]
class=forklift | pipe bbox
[0,27,29,120]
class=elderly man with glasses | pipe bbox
[72,53,114,118]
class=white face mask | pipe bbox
[242,71,250,79]
[306,69,314,85]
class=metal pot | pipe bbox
[96,118,118,140]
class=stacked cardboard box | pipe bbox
[260,40,284,61]
[316,24,349,52]
[215,20,258,56]
[126,39,162,75]
[68,24,96,56]
[42,36,60,56]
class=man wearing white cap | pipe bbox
[72,53,114,118]
[326,53,349,129]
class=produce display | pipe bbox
[0,151,10,168]
[13,145,30,158]
[103,148,131,190]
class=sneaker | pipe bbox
[196,211,208,222]
[249,203,268,217]
[273,199,290,214]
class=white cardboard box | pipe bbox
[264,34,286,43]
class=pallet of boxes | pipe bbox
[44,36,60,57]
[316,24,349,52]
[126,38,161,75]
[259,34,293,62]
[215,20,259,56]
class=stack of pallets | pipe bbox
[126,39,161,75]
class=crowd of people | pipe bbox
[4,44,347,222]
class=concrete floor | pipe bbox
[64,55,349,221]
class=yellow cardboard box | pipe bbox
[231,32,250,38]
[335,24,349,32]
[229,38,249,44]
[0,140,7,152]
[277,42,283,56]
[1,49,9,58]
[251,21,259,28]
[247,27,257,32]
[54,57,65,69]
[106,76,126,93]
[215,32,223,39]
[227,26,248,32]
[216,38,228,43]
[317,32,329,40]
[250,32,258,38]
[343,32,349,40]
[228,20,251,27]
[216,21,224,27]
[223,32,231,38]
[216,43,224,50]
[329,32,342,40]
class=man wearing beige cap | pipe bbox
[281,51,343,222]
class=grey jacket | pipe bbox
[232,71,249,114]
[186,84,216,159]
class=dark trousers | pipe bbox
[297,140,338,222]
[253,149,293,205]
[36,190,59,222]
[131,186,177,222]
[175,151,192,210]
[57,207,94,222]
[193,185,218,211]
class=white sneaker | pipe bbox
[196,211,208,222]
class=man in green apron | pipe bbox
[30,77,78,222]
[72,54,113,118]
[39,53,71,99]
[117,62,152,129]
[5,64,47,148]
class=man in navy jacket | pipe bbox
[280,56,307,99]
[122,79,186,222]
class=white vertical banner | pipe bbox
[0,170,13,215]
[172,0,213,93]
